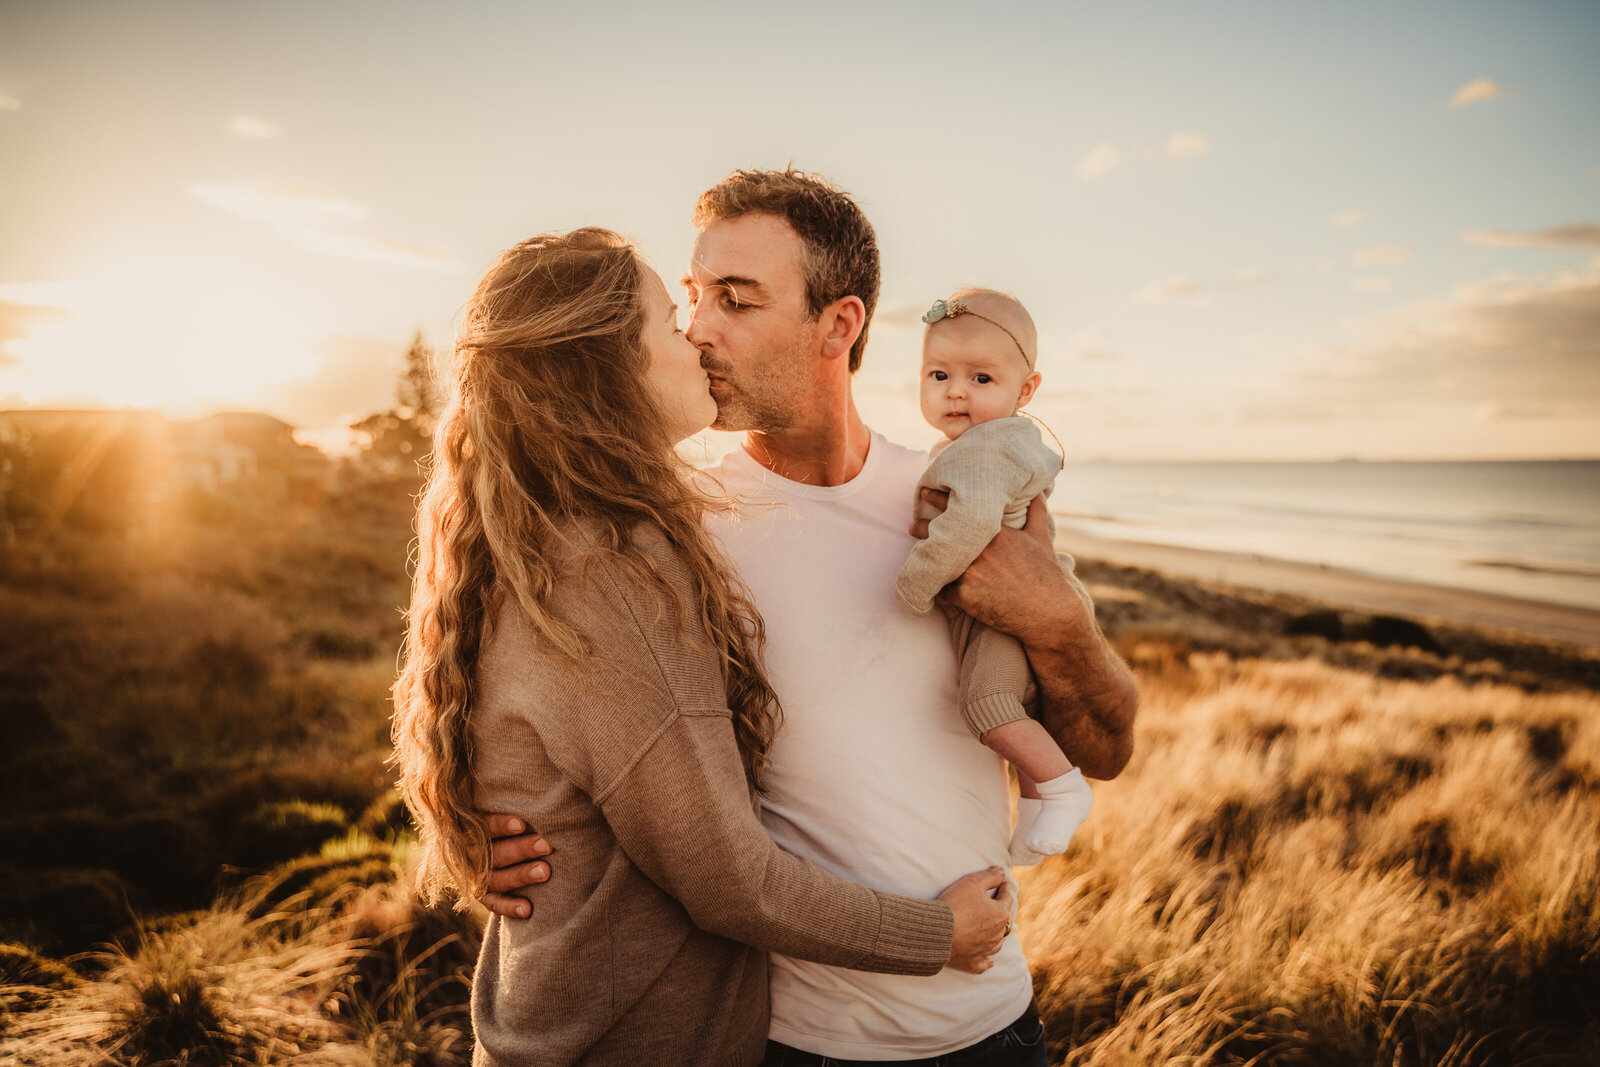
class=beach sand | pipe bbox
[1058,526,1600,650]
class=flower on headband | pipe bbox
[922,298,970,325]
[920,294,1034,369]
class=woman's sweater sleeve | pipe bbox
[599,704,952,975]
[523,542,954,976]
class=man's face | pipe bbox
[683,213,818,432]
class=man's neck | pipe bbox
[742,400,871,487]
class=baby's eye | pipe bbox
[974,373,992,384]
[930,370,948,381]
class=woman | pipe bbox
[391,228,1010,1066]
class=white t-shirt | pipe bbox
[702,432,1034,1059]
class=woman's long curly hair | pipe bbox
[391,227,780,907]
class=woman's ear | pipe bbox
[1015,371,1042,409]
[818,295,866,362]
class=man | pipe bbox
[483,170,1138,1064]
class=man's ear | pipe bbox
[817,295,866,361]
[1015,371,1042,409]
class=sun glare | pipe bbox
[1,254,321,414]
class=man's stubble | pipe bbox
[704,323,818,435]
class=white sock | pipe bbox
[1009,797,1045,866]
[1022,768,1094,857]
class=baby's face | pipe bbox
[920,316,1038,440]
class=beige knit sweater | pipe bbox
[895,417,1063,737]
[896,416,1061,615]
[469,523,955,1067]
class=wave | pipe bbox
[1468,559,1600,580]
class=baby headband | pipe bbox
[922,298,1033,370]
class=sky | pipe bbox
[1,0,1596,460]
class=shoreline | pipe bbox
[1056,526,1600,649]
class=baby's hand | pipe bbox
[907,487,950,540]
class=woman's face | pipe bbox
[639,267,718,443]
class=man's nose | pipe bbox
[685,302,714,348]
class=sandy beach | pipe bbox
[1057,526,1600,649]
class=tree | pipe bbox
[395,330,442,432]
[352,331,440,475]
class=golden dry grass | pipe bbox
[1,864,479,1066]
[4,466,1597,1064]
[1020,644,1600,1065]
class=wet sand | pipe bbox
[1056,527,1600,649]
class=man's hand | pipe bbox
[909,489,1140,780]
[936,866,1013,974]
[480,814,553,919]
[911,492,1061,638]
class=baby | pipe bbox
[896,287,1094,865]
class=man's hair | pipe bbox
[694,168,880,373]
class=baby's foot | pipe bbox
[1021,769,1093,856]
[1008,797,1045,866]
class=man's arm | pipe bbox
[479,814,552,917]
[913,492,1139,779]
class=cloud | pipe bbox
[1257,266,1600,424]
[191,181,364,226]
[1327,209,1365,228]
[1353,243,1412,268]
[1449,78,1504,108]
[189,180,461,271]
[228,115,280,139]
[259,335,406,428]
[1132,268,1266,304]
[872,302,932,331]
[0,299,71,368]
[1063,328,1125,362]
[0,94,20,112]
[1134,275,1205,303]
[1463,224,1600,249]
[1077,144,1122,179]
[1166,132,1211,159]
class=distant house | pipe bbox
[168,412,331,497]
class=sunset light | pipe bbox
[4,5,1600,1062]
[1,254,321,412]
[2,1,1595,461]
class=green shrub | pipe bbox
[0,867,131,952]
[231,801,351,871]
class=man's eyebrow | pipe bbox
[666,302,678,321]
[682,273,770,297]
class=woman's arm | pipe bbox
[485,543,1007,971]
[596,704,1007,974]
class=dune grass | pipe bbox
[2,861,480,1066]
[1021,644,1600,1064]
[3,470,1597,1063]
[0,472,417,950]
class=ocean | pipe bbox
[1051,460,1600,612]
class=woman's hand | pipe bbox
[936,866,1013,973]
[480,814,553,919]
